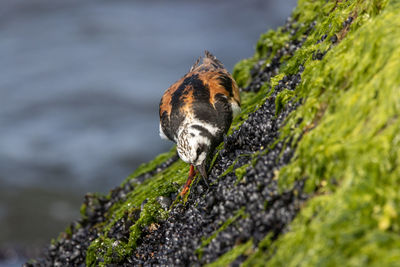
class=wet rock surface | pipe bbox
[27,16,315,267]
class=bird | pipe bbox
[159,50,241,196]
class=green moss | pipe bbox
[127,200,168,248]
[234,163,249,184]
[256,29,290,60]
[86,237,131,266]
[275,89,295,115]
[270,73,285,89]
[232,58,257,88]
[240,0,400,266]
[278,0,398,192]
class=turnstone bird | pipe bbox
[159,51,241,195]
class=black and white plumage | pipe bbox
[159,51,241,194]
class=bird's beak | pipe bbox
[197,162,208,180]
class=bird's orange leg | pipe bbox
[180,165,197,197]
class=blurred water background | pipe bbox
[0,0,297,264]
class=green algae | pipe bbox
[255,29,291,61]
[266,2,400,265]
[232,58,257,88]
[239,0,400,266]
[275,89,295,115]
[234,163,249,184]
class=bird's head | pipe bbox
[176,127,210,179]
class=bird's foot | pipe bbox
[180,165,196,197]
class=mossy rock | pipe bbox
[29,0,400,266]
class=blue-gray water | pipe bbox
[0,0,297,261]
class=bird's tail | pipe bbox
[190,50,224,72]
[203,50,224,68]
